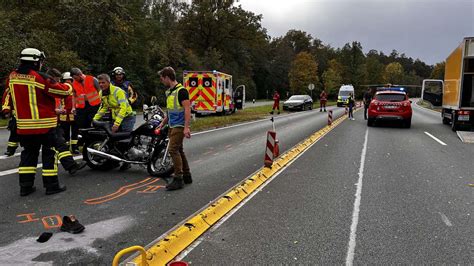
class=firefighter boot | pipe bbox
[45,185,67,195]
[166,177,184,191]
[68,161,87,175]
[20,186,36,197]
[4,146,17,156]
[183,173,193,184]
[44,176,67,195]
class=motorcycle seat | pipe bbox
[92,120,132,140]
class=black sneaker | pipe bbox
[45,185,67,195]
[166,178,184,191]
[68,162,87,175]
[60,215,85,234]
[183,174,193,184]
[20,186,36,196]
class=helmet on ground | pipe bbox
[20,48,46,62]
[113,66,125,75]
[62,72,73,80]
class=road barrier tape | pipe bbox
[121,112,349,266]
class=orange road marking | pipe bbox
[137,185,165,193]
[84,178,160,205]
[42,215,63,229]
[17,213,39,224]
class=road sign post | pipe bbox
[308,83,315,100]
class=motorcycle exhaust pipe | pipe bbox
[86,148,145,164]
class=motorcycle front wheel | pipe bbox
[83,140,120,170]
[147,147,174,177]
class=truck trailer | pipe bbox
[422,37,474,131]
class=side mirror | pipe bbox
[150,96,157,105]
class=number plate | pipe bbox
[384,105,397,109]
[458,115,470,121]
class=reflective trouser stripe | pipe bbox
[8,142,18,147]
[58,151,72,160]
[42,169,58,176]
[19,167,36,174]
[70,140,78,144]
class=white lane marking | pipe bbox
[424,132,447,146]
[174,124,337,261]
[0,155,82,177]
[438,212,453,227]
[0,216,134,264]
[0,152,21,160]
[345,128,369,266]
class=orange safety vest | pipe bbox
[73,75,101,108]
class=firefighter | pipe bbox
[320,89,328,112]
[111,67,137,105]
[7,48,71,196]
[70,67,101,147]
[47,68,87,175]
[2,86,19,156]
[158,67,192,191]
[58,72,80,154]
[270,90,280,115]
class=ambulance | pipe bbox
[183,70,235,115]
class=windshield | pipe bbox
[339,91,352,96]
[289,96,305,100]
[375,94,406,102]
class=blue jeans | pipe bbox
[116,115,136,132]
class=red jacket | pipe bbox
[6,70,72,134]
[55,93,75,122]
[1,86,13,115]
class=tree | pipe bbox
[322,69,342,97]
[430,62,445,80]
[383,62,404,84]
[288,52,319,95]
[365,56,384,85]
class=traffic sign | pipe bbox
[308,83,315,90]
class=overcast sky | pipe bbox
[237,0,473,65]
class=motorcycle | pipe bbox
[79,104,174,176]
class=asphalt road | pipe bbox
[0,106,344,264]
[181,103,473,264]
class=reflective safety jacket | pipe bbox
[2,86,14,115]
[73,75,101,108]
[6,70,72,134]
[165,83,186,128]
[55,92,74,122]
[93,84,133,127]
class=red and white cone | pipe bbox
[264,131,277,167]
[328,110,333,126]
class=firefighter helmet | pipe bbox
[62,72,73,80]
[20,48,46,62]
[113,66,125,75]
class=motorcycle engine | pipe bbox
[127,135,154,160]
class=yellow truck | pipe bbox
[422,37,474,131]
[183,70,235,115]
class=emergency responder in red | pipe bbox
[270,90,280,115]
[56,71,80,154]
[47,68,87,175]
[2,86,19,156]
[111,67,138,105]
[158,67,192,191]
[6,48,72,196]
[70,67,101,133]
[320,89,328,112]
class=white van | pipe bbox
[337,85,355,107]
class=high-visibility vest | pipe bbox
[6,70,72,134]
[93,84,133,127]
[166,83,186,128]
[73,75,101,108]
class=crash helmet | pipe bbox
[20,48,46,62]
[62,72,73,80]
[113,66,125,75]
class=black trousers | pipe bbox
[18,128,60,189]
[59,121,79,150]
[76,103,100,146]
[7,117,19,150]
[54,126,76,171]
[364,104,369,119]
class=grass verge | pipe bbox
[417,100,441,112]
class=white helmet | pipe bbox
[113,66,125,75]
[62,72,73,80]
[20,48,45,62]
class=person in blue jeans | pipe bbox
[348,92,355,120]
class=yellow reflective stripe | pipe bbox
[17,117,57,123]
[70,140,78,144]
[27,85,40,120]
[9,80,45,89]
[9,83,18,115]
[7,142,18,147]
[17,122,57,129]
[48,88,71,96]
[42,169,58,176]
[58,151,72,160]
[19,167,37,174]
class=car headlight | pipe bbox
[338,96,342,100]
